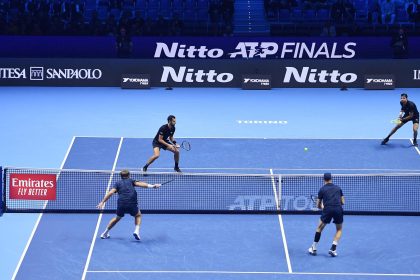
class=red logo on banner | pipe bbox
[9,174,57,200]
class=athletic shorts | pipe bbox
[116,204,139,217]
[320,207,343,224]
[402,117,419,124]
[153,141,168,150]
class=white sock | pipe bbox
[312,242,318,249]
[103,228,110,235]
[332,240,338,246]
[134,225,140,234]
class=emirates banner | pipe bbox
[1,58,420,88]
[9,174,57,200]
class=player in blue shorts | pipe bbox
[308,173,345,257]
[97,170,160,240]
[143,115,181,173]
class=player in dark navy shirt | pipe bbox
[97,170,160,240]
[143,115,181,173]
[382,93,419,146]
[308,173,345,257]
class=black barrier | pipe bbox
[1,58,420,88]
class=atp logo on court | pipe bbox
[30,67,44,80]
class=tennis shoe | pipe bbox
[100,232,110,239]
[133,232,141,241]
[308,246,317,256]
[381,138,389,145]
[174,167,182,173]
[413,140,418,146]
[329,250,338,257]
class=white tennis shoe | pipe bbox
[100,232,110,239]
[308,246,317,256]
[329,250,338,257]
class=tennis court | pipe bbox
[1,87,420,280]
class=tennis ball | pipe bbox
[304,147,308,151]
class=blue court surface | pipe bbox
[1,87,420,280]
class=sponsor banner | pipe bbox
[3,36,420,58]
[242,75,272,90]
[1,58,420,88]
[121,74,151,89]
[9,174,57,200]
[364,74,395,89]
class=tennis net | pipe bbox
[2,167,420,214]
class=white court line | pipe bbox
[75,136,415,140]
[81,137,124,280]
[409,139,420,156]
[270,169,292,273]
[119,167,420,172]
[86,270,420,277]
[11,136,76,280]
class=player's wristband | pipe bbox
[172,140,177,144]
[147,184,154,188]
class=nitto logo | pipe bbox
[283,67,357,83]
[229,42,278,58]
[123,78,149,85]
[161,66,233,83]
[154,42,223,58]
[30,67,44,80]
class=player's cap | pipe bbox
[323,173,332,181]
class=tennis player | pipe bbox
[143,115,181,173]
[382,93,419,146]
[97,170,160,240]
[308,173,344,257]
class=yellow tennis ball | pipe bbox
[304,147,308,151]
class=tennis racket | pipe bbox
[160,179,175,185]
[310,195,323,211]
[390,118,402,125]
[179,140,191,151]
[168,140,191,151]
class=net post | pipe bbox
[278,174,282,211]
[0,166,3,216]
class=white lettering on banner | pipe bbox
[366,79,393,83]
[229,42,278,58]
[154,42,223,58]
[244,79,270,83]
[414,70,420,80]
[11,177,54,188]
[122,78,149,85]
[46,68,102,79]
[161,66,233,83]
[154,42,356,59]
[0,68,26,79]
[259,42,357,59]
[283,67,357,83]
